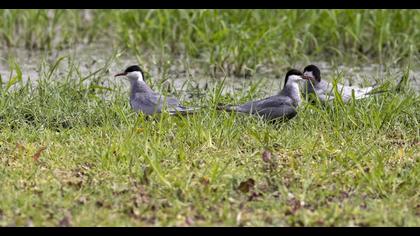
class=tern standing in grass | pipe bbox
[302,64,381,103]
[115,65,201,116]
[217,69,308,121]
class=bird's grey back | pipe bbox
[231,94,296,119]
[306,79,375,103]
[129,80,181,114]
[130,92,182,115]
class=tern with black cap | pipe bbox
[303,64,380,103]
[217,69,308,121]
[115,65,200,115]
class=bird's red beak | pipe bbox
[114,72,126,77]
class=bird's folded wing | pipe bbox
[248,96,294,112]
[148,93,180,106]
[254,104,298,120]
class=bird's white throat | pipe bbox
[286,75,302,93]
[127,71,144,82]
[303,71,314,79]
[289,81,300,94]
[127,71,154,94]
[284,75,303,105]
[127,71,145,91]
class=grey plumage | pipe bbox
[217,69,305,121]
[116,65,200,116]
[303,64,379,103]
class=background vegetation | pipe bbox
[0,10,419,226]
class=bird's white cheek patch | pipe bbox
[127,71,144,81]
[289,75,303,82]
[304,71,313,78]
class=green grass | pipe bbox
[1,10,419,75]
[0,9,419,226]
[0,55,419,226]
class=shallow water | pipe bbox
[0,45,418,100]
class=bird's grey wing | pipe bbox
[218,95,297,120]
[311,81,335,102]
[312,80,376,103]
[244,96,297,120]
[254,104,297,121]
[148,92,180,106]
[229,95,290,112]
[131,92,199,116]
[337,85,376,102]
[146,92,187,113]
[358,86,375,94]
[352,86,376,99]
[229,95,294,114]
[324,82,365,103]
[148,93,201,115]
[130,93,163,115]
[317,94,335,103]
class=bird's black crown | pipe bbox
[303,64,321,82]
[285,69,303,78]
[124,65,142,73]
[284,69,303,86]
